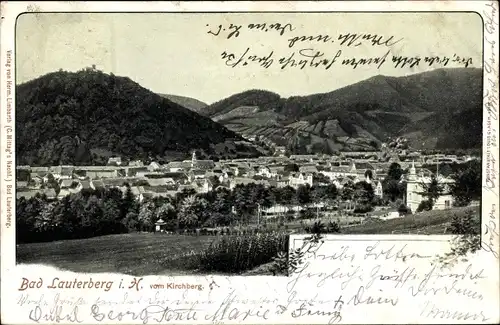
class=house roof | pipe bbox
[80,180,92,189]
[16,191,39,199]
[193,179,212,188]
[330,166,352,173]
[31,167,49,172]
[143,185,177,193]
[299,165,318,173]
[194,160,215,170]
[354,162,375,170]
[58,189,71,198]
[290,155,318,160]
[128,160,144,167]
[231,177,270,187]
[191,169,206,176]
[166,161,191,170]
[102,178,132,187]
[161,172,188,180]
[77,166,119,171]
[60,179,75,188]
[178,184,196,192]
[269,166,285,173]
[130,186,144,195]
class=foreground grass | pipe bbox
[16,231,288,276]
[342,206,480,235]
[17,233,216,276]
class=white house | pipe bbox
[375,181,383,197]
[405,161,455,212]
[256,166,274,178]
[288,173,313,189]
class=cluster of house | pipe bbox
[16,152,388,202]
[17,150,475,212]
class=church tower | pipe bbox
[406,161,418,211]
[191,150,197,169]
[408,160,416,182]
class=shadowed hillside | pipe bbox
[16,68,261,166]
[205,68,482,153]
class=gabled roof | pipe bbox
[354,162,375,170]
[16,190,40,199]
[60,179,76,188]
[231,177,270,187]
[31,167,49,172]
[80,180,92,189]
[194,160,215,170]
[102,178,132,187]
[166,161,191,169]
[93,180,105,189]
[299,165,318,173]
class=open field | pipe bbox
[17,233,216,276]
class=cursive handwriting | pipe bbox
[483,204,499,258]
[348,286,399,306]
[204,290,270,323]
[290,300,343,324]
[287,261,363,293]
[316,245,356,262]
[286,32,402,48]
[364,241,432,262]
[409,264,485,300]
[207,22,295,39]
[29,305,83,323]
[90,303,199,324]
[420,300,490,322]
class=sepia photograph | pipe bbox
[14,12,483,277]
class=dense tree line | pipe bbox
[16,180,379,244]
[15,68,259,166]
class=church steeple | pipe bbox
[191,150,197,169]
[408,160,416,182]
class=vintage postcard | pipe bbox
[1,1,499,324]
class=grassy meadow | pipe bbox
[16,233,216,275]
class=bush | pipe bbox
[449,209,480,235]
[417,200,433,212]
[354,204,373,213]
[326,221,341,233]
[398,204,411,215]
[299,210,315,219]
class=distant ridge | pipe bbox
[204,68,482,153]
[159,94,208,114]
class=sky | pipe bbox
[16,12,483,104]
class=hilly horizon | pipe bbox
[202,68,482,153]
[15,68,262,166]
[159,94,208,114]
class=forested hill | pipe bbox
[204,68,482,153]
[16,69,259,166]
